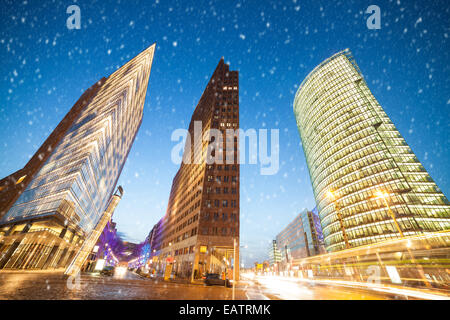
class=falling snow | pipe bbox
[0,0,449,265]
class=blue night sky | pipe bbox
[0,0,449,265]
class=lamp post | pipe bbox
[231,239,247,300]
[327,190,364,281]
[374,191,404,237]
[232,238,237,300]
[373,190,432,288]
[326,190,350,250]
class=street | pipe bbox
[0,270,441,300]
[245,275,405,300]
[0,270,246,300]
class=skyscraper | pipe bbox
[151,58,240,281]
[293,49,450,252]
[0,44,155,270]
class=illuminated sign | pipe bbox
[93,246,99,253]
[164,264,173,281]
[94,259,105,271]
[200,246,207,253]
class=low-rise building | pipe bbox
[274,209,326,271]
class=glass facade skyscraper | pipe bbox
[294,49,450,252]
[0,44,155,270]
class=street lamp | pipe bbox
[232,238,237,301]
[231,239,247,301]
[326,190,350,250]
[372,189,432,288]
[373,190,404,237]
[327,190,364,281]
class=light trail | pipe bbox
[254,274,450,300]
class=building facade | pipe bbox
[293,49,450,252]
[151,58,240,280]
[275,209,324,270]
[0,44,155,270]
[66,187,123,276]
[301,207,326,256]
[276,212,307,267]
[268,239,282,268]
[80,215,123,273]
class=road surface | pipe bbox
[0,270,441,300]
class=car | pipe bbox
[139,271,151,278]
[100,266,115,276]
[203,273,231,287]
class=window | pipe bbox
[222,200,228,207]
[16,175,27,184]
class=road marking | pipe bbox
[243,279,270,300]
[246,291,270,300]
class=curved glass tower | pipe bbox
[0,45,155,270]
[294,49,450,252]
